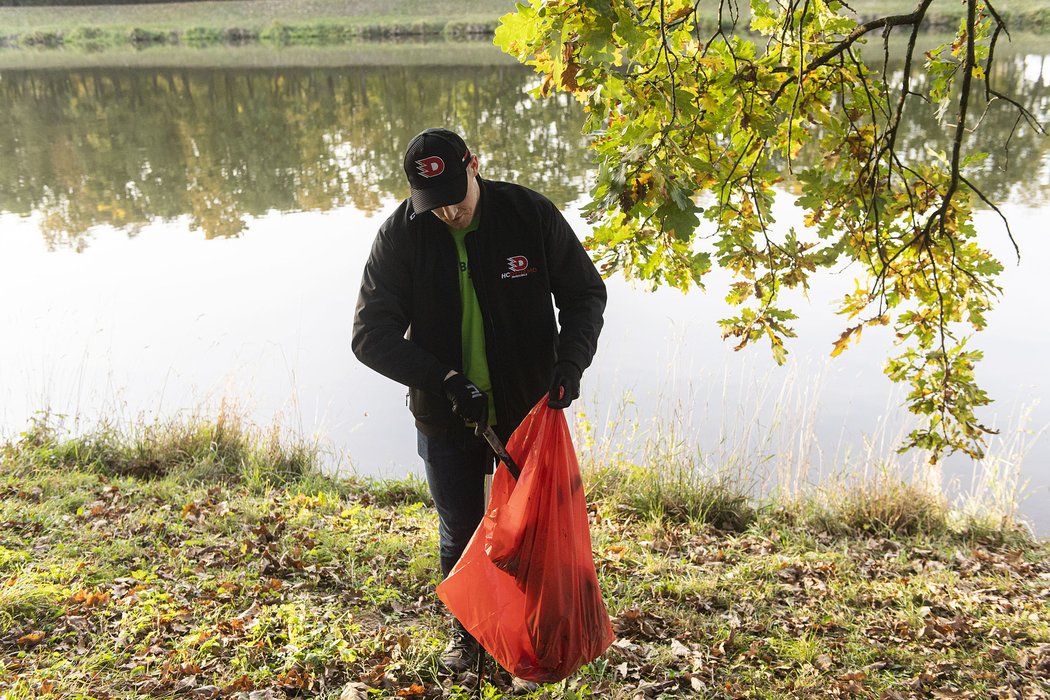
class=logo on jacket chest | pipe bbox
[502,255,538,280]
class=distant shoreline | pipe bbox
[1,0,1047,53]
[0,0,511,50]
[0,19,499,51]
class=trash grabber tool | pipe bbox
[475,424,519,698]
[479,425,521,481]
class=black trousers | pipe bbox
[416,430,493,577]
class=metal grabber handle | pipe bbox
[478,424,521,481]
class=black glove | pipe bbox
[548,361,582,409]
[443,372,489,428]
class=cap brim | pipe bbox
[410,177,468,214]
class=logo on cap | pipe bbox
[416,156,445,178]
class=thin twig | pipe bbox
[961,174,1020,263]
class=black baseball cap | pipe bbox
[403,128,472,213]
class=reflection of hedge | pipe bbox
[0,21,501,50]
[256,21,458,46]
[16,30,61,47]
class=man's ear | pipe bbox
[467,154,480,177]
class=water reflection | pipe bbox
[897,52,1050,205]
[1,48,1047,250]
[0,64,589,249]
[0,47,1046,530]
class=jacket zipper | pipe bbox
[466,226,507,432]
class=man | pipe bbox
[351,127,606,673]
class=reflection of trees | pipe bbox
[787,47,1050,205]
[793,41,1050,201]
[886,53,1050,205]
[0,52,1043,250]
[0,64,589,248]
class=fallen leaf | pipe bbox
[339,683,371,700]
[277,666,310,689]
[17,631,46,648]
[71,589,111,607]
[223,675,254,693]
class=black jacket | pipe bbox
[352,177,606,443]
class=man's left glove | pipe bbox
[444,372,489,428]
[548,360,582,409]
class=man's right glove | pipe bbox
[548,360,582,409]
[443,372,489,428]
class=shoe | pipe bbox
[511,677,539,694]
[440,621,480,674]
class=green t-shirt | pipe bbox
[448,218,497,425]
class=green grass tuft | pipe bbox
[6,408,326,491]
[357,475,433,508]
[583,460,755,530]
[809,479,951,537]
[0,574,67,636]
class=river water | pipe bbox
[0,43,1047,530]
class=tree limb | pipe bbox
[771,0,936,104]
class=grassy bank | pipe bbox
[1,0,1049,51]
[1,411,1047,698]
[0,0,513,49]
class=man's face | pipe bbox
[432,155,480,229]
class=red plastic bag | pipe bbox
[436,397,615,682]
